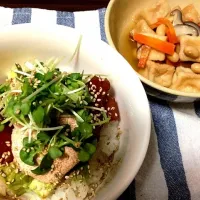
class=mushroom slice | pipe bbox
[184,21,200,35]
[174,24,198,36]
[171,9,183,26]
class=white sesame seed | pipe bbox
[102,92,106,95]
[65,176,69,180]
[95,103,99,107]
[97,99,101,102]
[115,113,118,117]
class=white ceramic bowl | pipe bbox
[105,0,200,102]
[0,24,151,200]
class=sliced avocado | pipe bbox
[29,179,56,198]
[0,162,33,197]
[0,162,56,198]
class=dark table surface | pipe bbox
[0,1,109,11]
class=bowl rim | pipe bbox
[105,0,200,99]
[0,23,151,200]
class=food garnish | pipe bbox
[133,33,175,55]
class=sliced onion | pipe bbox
[174,24,199,36]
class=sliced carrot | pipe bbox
[157,18,178,44]
[150,22,161,30]
[138,45,151,68]
[150,18,178,44]
[133,33,175,55]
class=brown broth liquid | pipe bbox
[118,22,139,73]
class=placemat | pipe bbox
[0,6,200,200]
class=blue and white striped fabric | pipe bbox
[1,6,200,200]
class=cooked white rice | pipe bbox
[18,121,120,200]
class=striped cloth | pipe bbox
[0,6,200,200]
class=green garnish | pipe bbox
[31,153,53,175]
[0,36,111,174]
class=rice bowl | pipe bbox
[0,24,151,200]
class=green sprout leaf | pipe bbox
[84,143,96,155]
[21,102,31,115]
[78,149,90,162]
[37,132,51,144]
[20,148,37,166]
[79,122,93,140]
[31,154,53,175]
[49,146,63,160]
[23,137,35,147]
[32,106,45,124]
[44,71,54,81]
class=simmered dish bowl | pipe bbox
[105,0,200,102]
[0,24,151,200]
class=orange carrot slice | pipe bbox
[133,33,175,55]
[138,45,151,68]
[150,18,178,44]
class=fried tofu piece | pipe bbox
[179,35,200,62]
[171,66,200,93]
[182,4,200,24]
[138,60,175,87]
[139,0,170,24]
